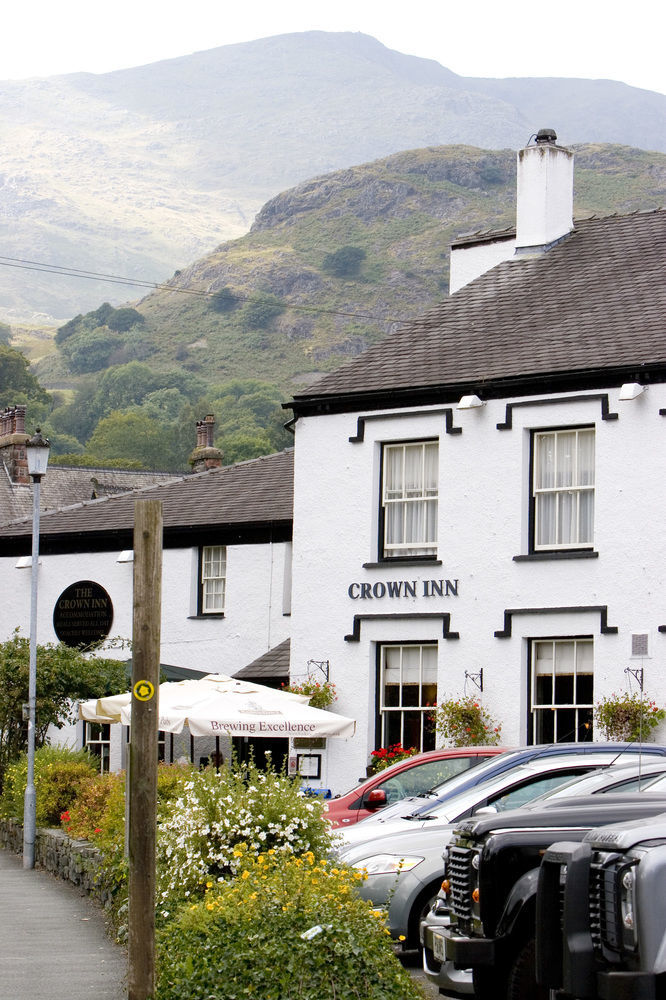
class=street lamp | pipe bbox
[23,428,50,870]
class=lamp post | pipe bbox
[23,428,50,870]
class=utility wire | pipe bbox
[0,254,414,325]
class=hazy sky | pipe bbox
[3,0,665,96]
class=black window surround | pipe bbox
[345,612,459,643]
[494,605,618,639]
[349,407,461,443]
[496,393,618,431]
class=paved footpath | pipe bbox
[0,846,127,1000]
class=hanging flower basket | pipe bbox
[282,678,337,710]
[594,691,665,742]
[433,695,502,747]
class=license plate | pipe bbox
[432,931,447,962]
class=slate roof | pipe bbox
[290,210,666,413]
[0,449,294,552]
[233,639,290,682]
[0,464,178,527]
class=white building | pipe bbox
[286,130,666,793]
[2,132,665,795]
[0,445,294,771]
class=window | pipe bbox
[200,545,226,614]
[381,441,438,558]
[531,638,593,743]
[84,722,111,773]
[532,428,594,549]
[371,755,486,805]
[379,643,437,752]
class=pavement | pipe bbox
[0,846,127,1000]
[0,843,439,1000]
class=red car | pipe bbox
[324,746,506,828]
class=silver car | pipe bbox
[336,749,666,948]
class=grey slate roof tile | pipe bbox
[233,639,290,680]
[292,211,666,403]
[0,449,294,540]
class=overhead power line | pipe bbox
[0,254,413,326]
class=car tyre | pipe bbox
[506,938,549,1000]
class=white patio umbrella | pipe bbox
[79,673,356,738]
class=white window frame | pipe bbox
[200,545,227,614]
[378,643,438,752]
[532,427,595,550]
[381,440,438,559]
[530,638,594,743]
[84,722,111,773]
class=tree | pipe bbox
[106,307,145,332]
[322,245,366,278]
[85,409,179,469]
[0,322,11,345]
[210,287,239,313]
[0,631,127,791]
[0,345,49,404]
[62,327,119,373]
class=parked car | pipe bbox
[428,790,666,999]
[336,746,666,948]
[536,808,666,999]
[338,741,666,847]
[421,757,666,997]
[324,746,505,828]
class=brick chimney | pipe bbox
[515,128,574,252]
[0,405,30,484]
[189,414,223,473]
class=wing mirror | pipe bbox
[363,789,388,810]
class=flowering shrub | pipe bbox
[283,678,337,709]
[369,743,419,773]
[155,851,424,1000]
[0,745,98,825]
[156,760,333,920]
[434,696,502,747]
[594,692,666,742]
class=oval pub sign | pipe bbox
[53,580,114,648]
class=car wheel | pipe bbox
[407,880,443,949]
[506,938,549,1000]
[473,963,508,1000]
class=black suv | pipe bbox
[424,794,666,1000]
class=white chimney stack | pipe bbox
[515,128,574,251]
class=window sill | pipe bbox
[187,613,226,619]
[513,551,599,562]
[362,558,442,569]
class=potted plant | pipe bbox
[594,691,665,741]
[434,695,502,747]
[282,678,337,710]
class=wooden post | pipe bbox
[128,499,162,1000]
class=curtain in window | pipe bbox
[383,442,438,556]
[534,429,594,548]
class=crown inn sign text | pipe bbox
[347,578,459,600]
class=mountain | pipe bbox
[36,142,666,396]
[2,31,665,323]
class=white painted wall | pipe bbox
[449,236,516,295]
[290,385,666,794]
[0,539,292,769]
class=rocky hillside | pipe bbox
[2,31,665,323]
[36,142,666,394]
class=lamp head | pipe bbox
[618,383,647,401]
[26,428,50,478]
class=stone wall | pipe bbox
[0,818,113,905]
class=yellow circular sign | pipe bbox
[133,680,155,701]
